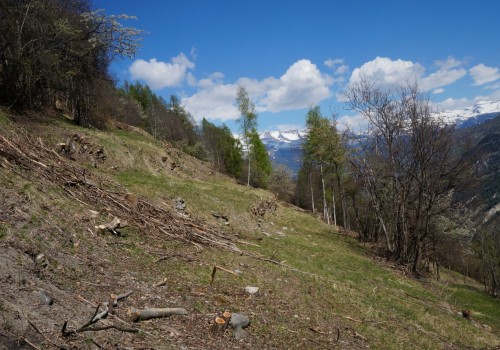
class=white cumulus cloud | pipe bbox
[183,59,333,122]
[420,67,467,91]
[349,57,424,87]
[263,59,332,112]
[433,88,445,94]
[349,56,466,92]
[182,83,240,122]
[129,53,195,89]
[469,64,500,86]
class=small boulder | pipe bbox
[229,313,250,329]
[173,197,186,212]
[244,286,259,295]
[229,313,250,339]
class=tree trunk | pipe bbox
[337,174,346,229]
[412,240,421,274]
[320,165,329,224]
[331,182,337,227]
[247,142,251,187]
[309,172,315,213]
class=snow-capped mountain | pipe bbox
[259,130,307,174]
[259,100,500,175]
[260,130,307,148]
[436,100,500,128]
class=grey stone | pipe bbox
[229,313,250,329]
[244,286,259,295]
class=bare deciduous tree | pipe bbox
[345,80,469,274]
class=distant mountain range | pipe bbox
[260,130,307,174]
[437,100,500,128]
[260,100,500,175]
[454,113,500,236]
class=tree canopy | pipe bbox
[0,0,142,126]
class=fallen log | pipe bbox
[128,307,188,322]
[95,217,128,235]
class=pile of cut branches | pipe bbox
[0,129,241,254]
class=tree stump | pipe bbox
[210,316,227,335]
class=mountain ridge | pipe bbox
[262,100,500,173]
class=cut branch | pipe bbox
[111,291,133,307]
[210,265,239,285]
[153,278,168,287]
[128,307,188,322]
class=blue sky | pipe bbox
[94,0,500,132]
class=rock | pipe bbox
[244,286,259,295]
[234,327,247,340]
[35,289,53,305]
[229,313,250,330]
[212,212,229,225]
[251,198,277,216]
[35,253,48,268]
[230,313,250,340]
[173,197,186,212]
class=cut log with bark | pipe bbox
[95,217,128,235]
[128,307,188,322]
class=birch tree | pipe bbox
[236,86,257,187]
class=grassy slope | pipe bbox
[1,113,499,349]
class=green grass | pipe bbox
[448,283,500,326]
[0,109,11,126]
[115,169,267,220]
[2,114,498,349]
[99,124,500,348]
[0,223,8,239]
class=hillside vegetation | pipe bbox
[0,111,499,349]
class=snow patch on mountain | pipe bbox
[436,100,500,127]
